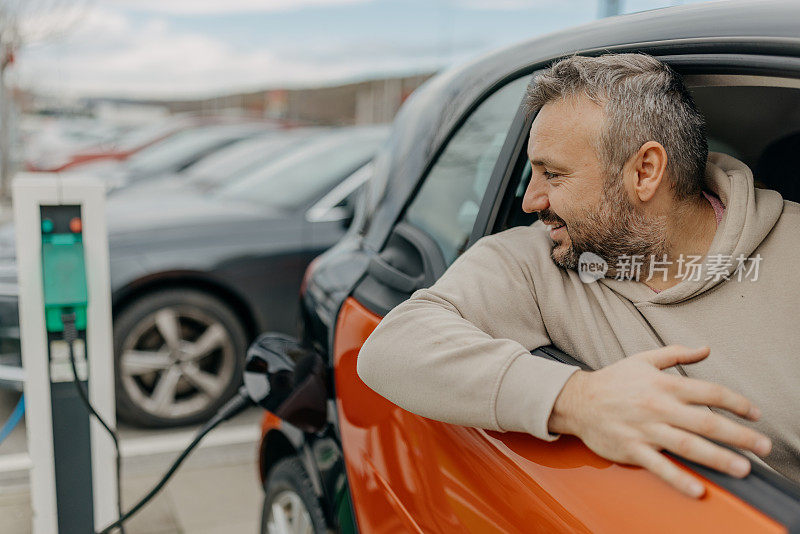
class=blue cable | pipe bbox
[0,394,24,446]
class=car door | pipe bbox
[332,62,800,533]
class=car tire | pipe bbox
[261,456,328,534]
[113,288,247,427]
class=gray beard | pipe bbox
[550,178,669,279]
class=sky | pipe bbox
[12,0,709,100]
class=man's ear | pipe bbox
[628,141,668,203]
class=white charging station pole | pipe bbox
[13,173,118,534]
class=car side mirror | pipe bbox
[243,333,327,433]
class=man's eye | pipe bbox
[544,171,560,180]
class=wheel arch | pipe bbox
[259,427,301,485]
[259,427,341,531]
[112,271,259,342]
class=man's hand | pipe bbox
[548,345,772,498]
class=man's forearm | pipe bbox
[358,234,561,434]
[357,289,557,433]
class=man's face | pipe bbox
[523,95,667,275]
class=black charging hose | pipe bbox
[62,310,255,534]
[96,387,252,534]
[61,311,126,534]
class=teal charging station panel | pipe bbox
[40,208,88,332]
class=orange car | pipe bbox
[251,2,800,532]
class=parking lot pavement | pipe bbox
[0,389,265,533]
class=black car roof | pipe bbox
[364,0,800,251]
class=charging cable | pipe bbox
[0,393,24,447]
[62,311,126,534]
[96,386,252,534]
[61,309,254,534]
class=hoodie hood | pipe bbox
[600,152,785,304]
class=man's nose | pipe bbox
[522,175,549,213]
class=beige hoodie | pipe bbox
[357,153,800,482]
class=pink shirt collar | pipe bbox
[703,190,725,226]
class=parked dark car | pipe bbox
[115,128,327,198]
[76,121,277,191]
[155,128,328,192]
[250,2,800,533]
[0,125,388,427]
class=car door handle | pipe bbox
[367,255,424,294]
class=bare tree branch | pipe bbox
[0,0,92,201]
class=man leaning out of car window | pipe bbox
[358,53,800,498]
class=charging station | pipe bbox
[12,173,118,534]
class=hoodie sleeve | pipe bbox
[356,229,580,440]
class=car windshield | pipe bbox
[184,130,323,189]
[125,125,263,175]
[216,127,388,209]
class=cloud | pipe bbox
[107,0,373,15]
[14,6,462,99]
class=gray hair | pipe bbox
[524,53,708,199]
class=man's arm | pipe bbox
[357,230,773,498]
[357,231,580,438]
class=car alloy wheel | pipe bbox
[267,490,315,534]
[114,289,246,427]
[262,456,328,534]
